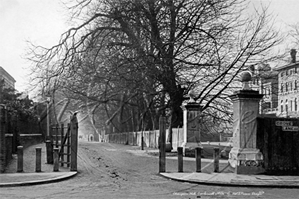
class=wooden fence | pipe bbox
[104,128,184,150]
[104,127,227,151]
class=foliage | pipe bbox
[1,85,38,122]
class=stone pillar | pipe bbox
[228,71,265,174]
[181,91,202,156]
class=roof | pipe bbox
[0,66,16,82]
[273,62,299,71]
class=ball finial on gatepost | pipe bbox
[240,71,252,90]
[188,90,196,103]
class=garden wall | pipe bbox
[257,117,299,175]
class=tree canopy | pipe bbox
[0,80,38,124]
[28,0,283,137]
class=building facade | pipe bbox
[0,66,16,89]
[250,49,299,118]
[274,49,299,118]
[250,64,279,115]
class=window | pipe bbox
[281,100,283,112]
[295,98,298,111]
[295,80,298,90]
[286,70,289,76]
[264,87,271,97]
[281,72,285,77]
[296,67,298,74]
[267,88,270,96]
[286,82,289,92]
[290,81,293,91]
[285,99,289,113]
[281,83,284,93]
[252,78,259,85]
[290,100,293,112]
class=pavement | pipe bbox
[145,148,299,188]
[0,171,77,187]
[160,172,299,188]
[0,143,78,187]
[0,142,298,188]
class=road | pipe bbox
[1,141,298,199]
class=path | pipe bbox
[0,141,298,199]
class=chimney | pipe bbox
[290,49,297,63]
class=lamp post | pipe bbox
[46,99,50,137]
[44,95,53,164]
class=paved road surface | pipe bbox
[0,141,298,199]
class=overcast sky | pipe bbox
[0,0,299,93]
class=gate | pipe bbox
[49,113,78,171]
[52,123,71,167]
[257,117,299,175]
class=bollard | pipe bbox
[141,136,144,150]
[178,147,183,172]
[214,147,220,172]
[36,147,42,172]
[195,147,202,172]
[159,116,166,173]
[17,146,23,172]
[46,140,53,164]
[53,148,59,172]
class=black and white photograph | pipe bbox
[0,0,299,198]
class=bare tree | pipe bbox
[28,0,283,146]
[287,23,299,49]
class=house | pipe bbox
[250,64,279,115]
[250,49,299,118]
[0,66,16,89]
[274,49,299,118]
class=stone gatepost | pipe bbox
[181,91,202,156]
[228,71,265,174]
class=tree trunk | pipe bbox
[165,85,185,151]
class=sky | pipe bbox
[0,0,299,95]
[0,0,68,93]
